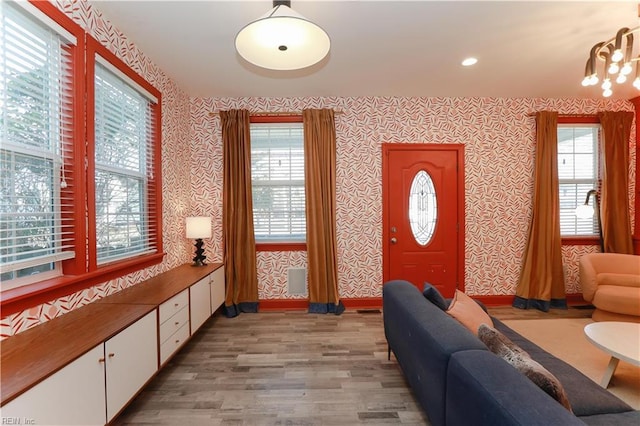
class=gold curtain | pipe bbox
[303,109,344,314]
[598,111,634,254]
[513,111,566,311]
[220,110,259,317]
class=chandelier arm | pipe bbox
[595,26,640,62]
[624,33,634,63]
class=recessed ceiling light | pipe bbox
[462,57,478,67]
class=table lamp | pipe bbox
[186,216,212,266]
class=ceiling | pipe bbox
[88,1,639,100]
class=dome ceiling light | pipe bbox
[235,0,331,71]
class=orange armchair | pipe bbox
[579,253,640,322]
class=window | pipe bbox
[250,119,305,243]
[0,1,162,315]
[558,123,600,237]
[93,58,158,265]
[0,1,76,289]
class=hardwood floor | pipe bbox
[114,305,594,426]
[115,311,429,425]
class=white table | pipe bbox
[584,321,640,388]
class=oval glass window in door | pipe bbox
[409,170,437,246]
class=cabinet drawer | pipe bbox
[159,305,189,344]
[159,323,189,365]
[159,290,188,324]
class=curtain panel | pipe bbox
[599,111,634,254]
[303,109,344,314]
[220,109,259,317]
[513,111,567,311]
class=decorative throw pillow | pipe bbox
[478,324,572,411]
[446,290,493,335]
[422,282,449,310]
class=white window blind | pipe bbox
[0,2,76,286]
[94,61,158,264]
[250,122,306,241]
[558,124,599,236]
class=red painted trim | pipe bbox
[250,115,303,123]
[474,293,588,307]
[258,297,383,311]
[381,143,466,291]
[557,116,599,124]
[1,253,165,318]
[341,297,382,310]
[259,299,308,311]
[256,242,307,252]
[561,236,600,246]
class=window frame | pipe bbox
[0,2,163,318]
[86,35,163,270]
[558,116,601,246]
[250,115,307,252]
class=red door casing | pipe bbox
[383,145,464,298]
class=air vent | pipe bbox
[287,267,307,295]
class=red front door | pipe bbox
[383,144,464,297]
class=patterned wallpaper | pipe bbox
[191,97,635,300]
[1,1,636,339]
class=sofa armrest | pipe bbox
[579,255,599,302]
[446,350,585,426]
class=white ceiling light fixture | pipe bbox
[461,57,478,67]
[235,0,330,71]
[582,26,640,97]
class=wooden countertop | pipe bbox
[96,263,222,306]
[1,263,223,406]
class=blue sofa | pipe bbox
[383,280,640,426]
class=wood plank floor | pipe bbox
[114,306,594,426]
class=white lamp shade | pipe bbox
[235,4,330,70]
[186,216,212,239]
[575,204,595,219]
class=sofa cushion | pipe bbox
[422,282,449,310]
[446,350,584,426]
[593,285,640,316]
[478,324,571,411]
[446,290,493,335]
[579,410,640,425]
[493,319,634,417]
[597,273,640,288]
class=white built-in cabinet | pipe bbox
[210,266,225,314]
[1,345,105,425]
[105,311,158,422]
[2,311,157,425]
[1,263,226,426]
[190,276,212,333]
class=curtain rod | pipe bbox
[209,110,343,117]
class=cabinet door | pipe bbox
[2,344,106,425]
[105,310,158,422]
[210,266,225,314]
[190,276,211,333]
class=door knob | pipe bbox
[390,237,397,244]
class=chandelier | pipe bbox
[582,27,640,97]
[235,0,330,71]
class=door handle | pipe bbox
[390,237,397,244]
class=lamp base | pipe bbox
[192,238,207,266]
